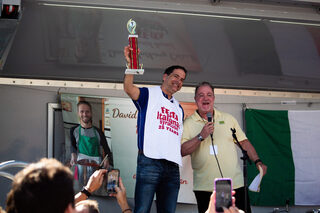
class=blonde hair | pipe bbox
[76,200,99,213]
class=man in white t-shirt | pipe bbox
[123,45,187,213]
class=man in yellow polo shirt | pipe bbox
[181,82,267,213]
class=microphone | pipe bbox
[207,112,212,122]
[207,112,214,140]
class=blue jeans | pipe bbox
[134,153,180,213]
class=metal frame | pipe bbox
[1,78,320,99]
[0,160,28,180]
[47,103,61,158]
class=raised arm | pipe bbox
[112,177,132,213]
[74,169,107,203]
[205,191,243,213]
[123,45,140,101]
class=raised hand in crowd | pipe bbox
[75,169,108,203]
[111,177,132,213]
[205,191,244,213]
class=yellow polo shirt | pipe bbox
[181,109,247,191]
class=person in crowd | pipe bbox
[75,170,132,213]
[123,45,187,213]
[75,200,100,213]
[181,82,267,213]
[6,158,76,213]
[70,100,113,185]
[205,191,244,213]
[74,169,107,203]
[6,158,131,213]
[112,177,132,213]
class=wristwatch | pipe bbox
[197,133,204,142]
[254,159,262,165]
[81,187,91,198]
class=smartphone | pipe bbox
[105,169,120,195]
[214,178,232,212]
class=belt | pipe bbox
[138,150,143,154]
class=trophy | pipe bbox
[125,19,144,75]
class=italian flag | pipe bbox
[245,109,320,206]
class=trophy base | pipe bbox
[125,69,144,75]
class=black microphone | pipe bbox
[207,112,212,122]
[207,112,214,140]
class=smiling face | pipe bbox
[78,103,92,126]
[195,85,215,116]
[161,68,186,98]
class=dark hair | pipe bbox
[195,81,214,97]
[163,65,187,77]
[6,158,75,213]
[77,100,92,111]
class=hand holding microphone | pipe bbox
[206,112,214,141]
[200,123,214,139]
[199,112,214,140]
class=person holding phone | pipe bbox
[75,169,132,213]
[5,158,130,213]
[205,191,244,213]
[112,177,132,213]
[75,169,108,203]
[181,82,267,213]
[123,45,187,213]
[214,178,235,213]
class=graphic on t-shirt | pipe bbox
[157,106,180,135]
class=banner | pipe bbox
[245,109,320,206]
[61,94,197,203]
